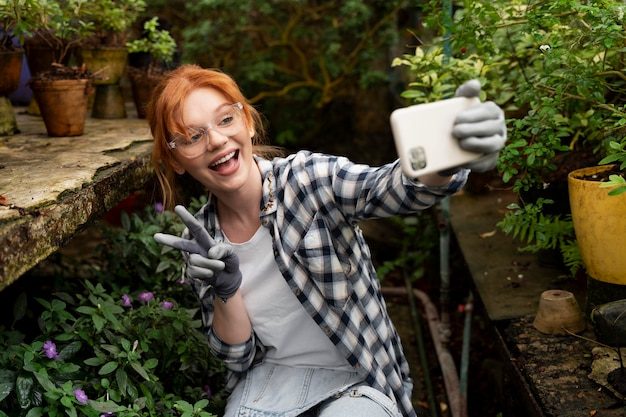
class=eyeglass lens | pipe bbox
[175,104,243,157]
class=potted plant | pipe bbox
[78,0,146,118]
[26,0,96,137]
[125,16,176,118]
[393,0,625,277]
[0,0,40,135]
[568,140,626,310]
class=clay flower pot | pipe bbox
[0,49,24,135]
[127,67,167,119]
[30,79,91,137]
[79,47,129,119]
[533,290,586,335]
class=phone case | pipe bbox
[390,96,482,177]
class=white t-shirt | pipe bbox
[226,226,352,370]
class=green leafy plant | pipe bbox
[496,198,581,275]
[82,0,146,47]
[393,0,626,276]
[0,0,41,50]
[167,0,415,149]
[173,399,214,417]
[27,0,96,66]
[0,196,225,417]
[599,140,626,196]
[125,16,176,75]
[98,203,185,289]
[391,45,501,104]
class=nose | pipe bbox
[205,128,228,151]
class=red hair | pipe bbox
[147,64,277,209]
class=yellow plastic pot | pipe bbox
[568,165,626,284]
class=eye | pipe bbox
[185,129,206,145]
[217,113,235,127]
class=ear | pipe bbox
[170,159,186,175]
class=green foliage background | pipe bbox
[0,198,227,417]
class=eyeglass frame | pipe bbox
[166,102,245,152]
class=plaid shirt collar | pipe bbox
[256,155,278,216]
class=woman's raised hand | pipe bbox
[154,205,242,300]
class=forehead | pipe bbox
[182,87,230,126]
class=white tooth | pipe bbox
[211,151,235,167]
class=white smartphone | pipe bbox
[390,96,483,177]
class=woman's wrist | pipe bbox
[416,172,455,187]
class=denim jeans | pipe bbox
[312,384,402,417]
[223,363,400,417]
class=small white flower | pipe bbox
[539,44,551,53]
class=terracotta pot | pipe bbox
[30,79,90,137]
[533,289,586,335]
[78,47,129,119]
[23,42,57,116]
[0,49,24,95]
[128,67,166,118]
[0,49,24,135]
[24,39,82,116]
[79,47,128,85]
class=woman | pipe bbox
[150,64,506,417]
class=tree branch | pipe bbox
[248,80,321,104]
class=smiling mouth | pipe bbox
[209,150,238,170]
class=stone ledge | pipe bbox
[0,108,154,290]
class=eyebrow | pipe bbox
[186,102,234,129]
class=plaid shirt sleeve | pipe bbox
[285,152,467,223]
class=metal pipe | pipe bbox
[439,0,454,347]
[437,198,452,345]
[382,286,465,417]
[403,265,440,417]
[459,292,474,417]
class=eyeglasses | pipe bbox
[168,102,244,158]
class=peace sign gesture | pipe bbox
[154,205,242,300]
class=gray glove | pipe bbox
[440,79,507,175]
[154,205,242,300]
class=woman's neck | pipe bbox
[214,167,263,244]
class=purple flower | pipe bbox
[160,300,174,310]
[100,413,115,417]
[42,340,59,359]
[74,388,88,405]
[121,294,133,307]
[203,384,212,399]
[138,291,154,304]
[154,202,164,213]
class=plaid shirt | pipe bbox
[186,151,467,417]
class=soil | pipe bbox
[576,166,624,182]
[543,149,598,184]
[29,63,93,81]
